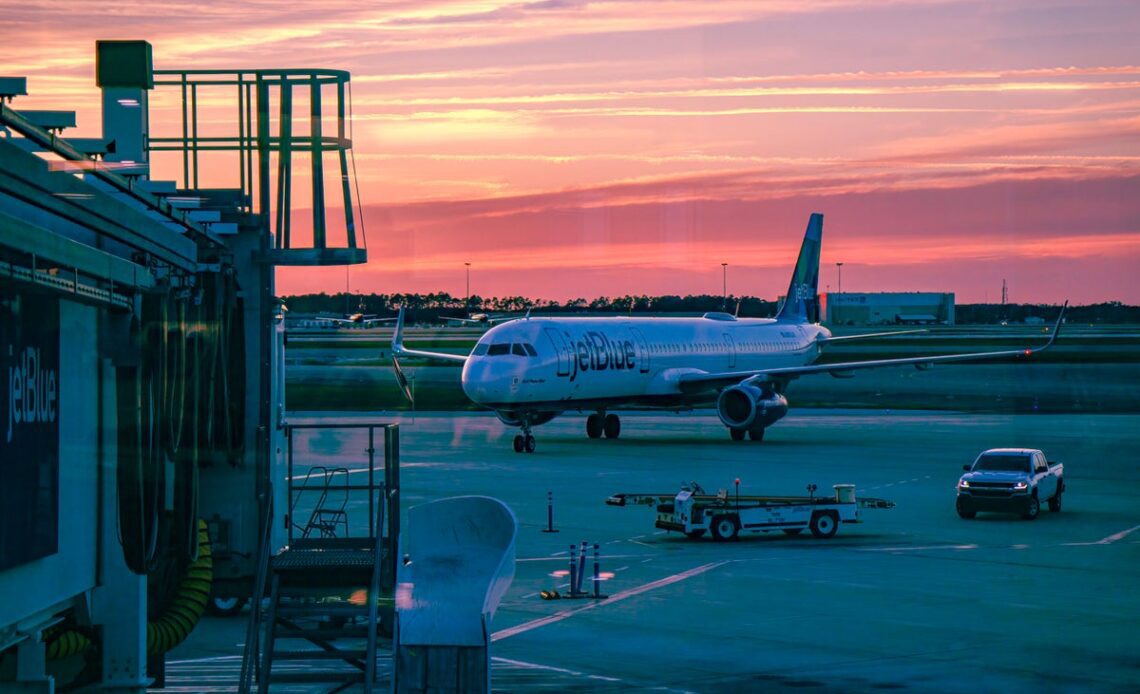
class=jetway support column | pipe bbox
[12,633,51,692]
[91,355,148,692]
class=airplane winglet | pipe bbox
[392,307,406,355]
[1029,300,1067,355]
[1041,301,1067,351]
[390,308,414,403]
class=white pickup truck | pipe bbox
[956,448,1064,520]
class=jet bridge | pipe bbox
[0,40,366,691]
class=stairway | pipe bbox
[239,425,399,692]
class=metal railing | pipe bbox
[284,423,399,554]
[149,68,366,265]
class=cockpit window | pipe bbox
[523,343,538,356]
[472,343,489,356]
[512,343,527,356]
[487,343,510,356]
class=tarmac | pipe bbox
[161,409,1140,692]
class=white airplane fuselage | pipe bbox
[461,315,831,411]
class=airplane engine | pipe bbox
[716,384,788,430]
[495,410,558,427]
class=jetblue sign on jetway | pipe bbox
[0,295,60,570]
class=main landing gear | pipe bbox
[728,426,765,442]
[512,421,537,454]
[586,413,621,440]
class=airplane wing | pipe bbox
[391,308,469,364]
[314,316,353,325]
[362,317,399,326]
[676,303,1066,395]
[816,328,927,343]
[445,316,486,325]
[445,314,516,326]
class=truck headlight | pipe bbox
[1013,481,1028,491]
[958,480,970,489]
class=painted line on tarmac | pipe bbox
[493,656,697,693]
[167,655,243,664]
[491,561,729,642]
[860,544,979,553]
[1063,523,1140,546]
[1100,523,1140,544]
[518,553,657,563]
[493,657,621,683]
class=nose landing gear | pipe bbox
[515,433,535,455]
[513,423,537,453]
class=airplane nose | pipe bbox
[462,359,503,404]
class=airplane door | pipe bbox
[629,327,651,373]
[724,332,736,369]
[543,328,572,377]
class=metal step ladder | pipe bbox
[294,465,351,539]
[239,422,400,693]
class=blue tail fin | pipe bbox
[775,213,823,323]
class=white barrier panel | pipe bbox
[394,496,517,693]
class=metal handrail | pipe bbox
[238,491,274,694]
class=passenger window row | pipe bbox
[644,341,792,354]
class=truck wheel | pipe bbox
[1022,494,1040,520]
[207,595,247,617]
[710,515,739,541]
[686,529,706,539]
[956,498,976,519]
[1048,490,1063,513]
[809,511,839,539]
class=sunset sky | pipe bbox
[5,1,1139,303]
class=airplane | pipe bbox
[390,213,1066,453]
[314,300,397,328]
[443,312,518,326]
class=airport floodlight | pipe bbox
[722,263,728,310]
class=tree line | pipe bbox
[281,292,1139,324]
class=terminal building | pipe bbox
[1,40,514,694]
[821,292,955,326]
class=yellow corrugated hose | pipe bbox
[146,519,213,656]
[45,520,213,660]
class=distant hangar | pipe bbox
[821,292,954,326]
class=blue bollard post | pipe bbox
[577,541,588,595]
[593,543,601,598]
[543,491,558,533]
[568,544,578,596]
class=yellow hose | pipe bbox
[45,520,214,660]
[146,520,213,656]
[44,626,91,661]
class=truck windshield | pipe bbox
[974,454,1031,473]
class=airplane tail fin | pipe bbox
[775,213,823,323]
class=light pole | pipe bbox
[721,263,728,310]
[836,262,844,295]
[464,262,471,310]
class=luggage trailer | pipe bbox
[606,483,895,541]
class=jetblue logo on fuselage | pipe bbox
[565,331,635,382]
